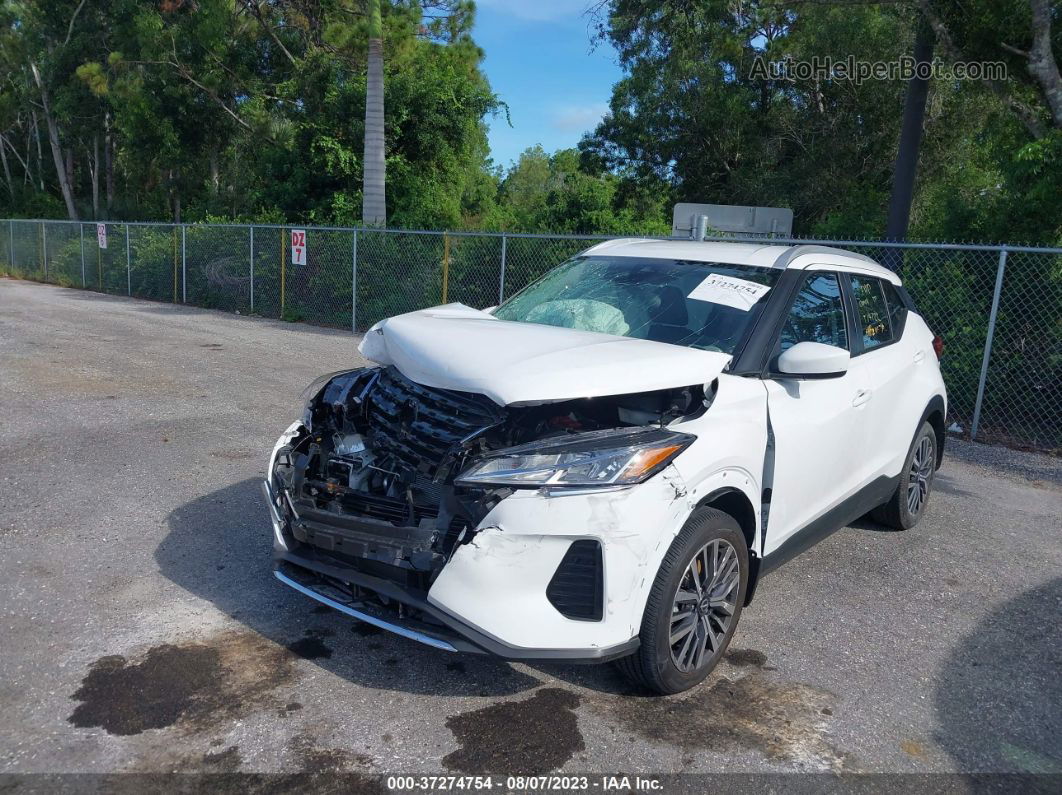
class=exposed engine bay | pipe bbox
[270,366,706,593]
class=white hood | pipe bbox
[358,303,732,406]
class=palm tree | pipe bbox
[362,0,386,226]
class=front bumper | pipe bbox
[263,448,694,662]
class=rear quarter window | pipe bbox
[880,280,909,339]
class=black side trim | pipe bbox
[730,268,806,375]
[275,549,638,663]
[546,540,604,621]
[759,475,900,576]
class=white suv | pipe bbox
[264,240,947,694]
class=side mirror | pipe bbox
[775,341,849,379]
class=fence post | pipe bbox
[280,227,286,319]
[80,224,86,287]
[41,221,46,280]
[351,229,358,334]
[498,234,507,304]
[249,226,254,313]
[125,224,131,296]
[8,220,13,270]
[971,249,1008,441]
[441,232,450,304]
[172,226,178,302]
[181,224,187,303]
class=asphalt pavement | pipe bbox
[1,278,1059,781]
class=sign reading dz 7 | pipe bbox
[291,229,306,266]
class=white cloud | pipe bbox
[550,102,609,132]
[477,0,593,23]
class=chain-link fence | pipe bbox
[1,218,1058,453]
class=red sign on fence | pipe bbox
[291,229,306,266]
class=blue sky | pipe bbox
[472,0,624,169]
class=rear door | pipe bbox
[844,274,920,478]
[761,270,873,555]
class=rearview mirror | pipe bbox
[775,341,849,379]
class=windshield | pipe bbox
[493,256,781,353]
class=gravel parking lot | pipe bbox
[1,278,1060,783]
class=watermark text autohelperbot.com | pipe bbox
[750,55,1008,85]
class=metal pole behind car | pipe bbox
[249,226,254,313]
[80,223,86,287]
[351,229,358,334]
[498,234,507,305]
[181,224,187,303]
[971,249,1008,441]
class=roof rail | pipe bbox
[771,244,879,269]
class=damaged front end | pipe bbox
[266,365,703,658]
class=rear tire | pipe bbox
[615,507,747,695]
[871,421,937,530]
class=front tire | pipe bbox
[871,420,937,530]
[616,507,747,695]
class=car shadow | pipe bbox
[155,478,539,697]
[934,576,1062,775]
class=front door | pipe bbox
[761,270,872,556]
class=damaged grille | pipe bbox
[367,367,505,478]
[275,367,506,582]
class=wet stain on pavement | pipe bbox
[603,673,844,771]
[351,622,383,637]
[443,687,584,773]
[725,648,768,668]
[68,631,295,736]
[283,733,385,793]
[446,661,467,674]
[286,628,334,660]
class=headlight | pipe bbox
[455,427,695,488]
[299,368,372,427]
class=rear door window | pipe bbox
[879,279,908,338]
[849,276,894,351]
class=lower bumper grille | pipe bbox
[546,540,604,621]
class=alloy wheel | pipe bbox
[669,539,740,673]
[907,435,934,515]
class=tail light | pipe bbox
[932,335,944,359]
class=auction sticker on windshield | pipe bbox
[688,273,770,310]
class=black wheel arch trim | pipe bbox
[918,394,947,468]
[695,487,760,607]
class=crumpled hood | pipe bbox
[358,303,732,406]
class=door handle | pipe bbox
[852,388,872,407]
[914,350,926,364]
